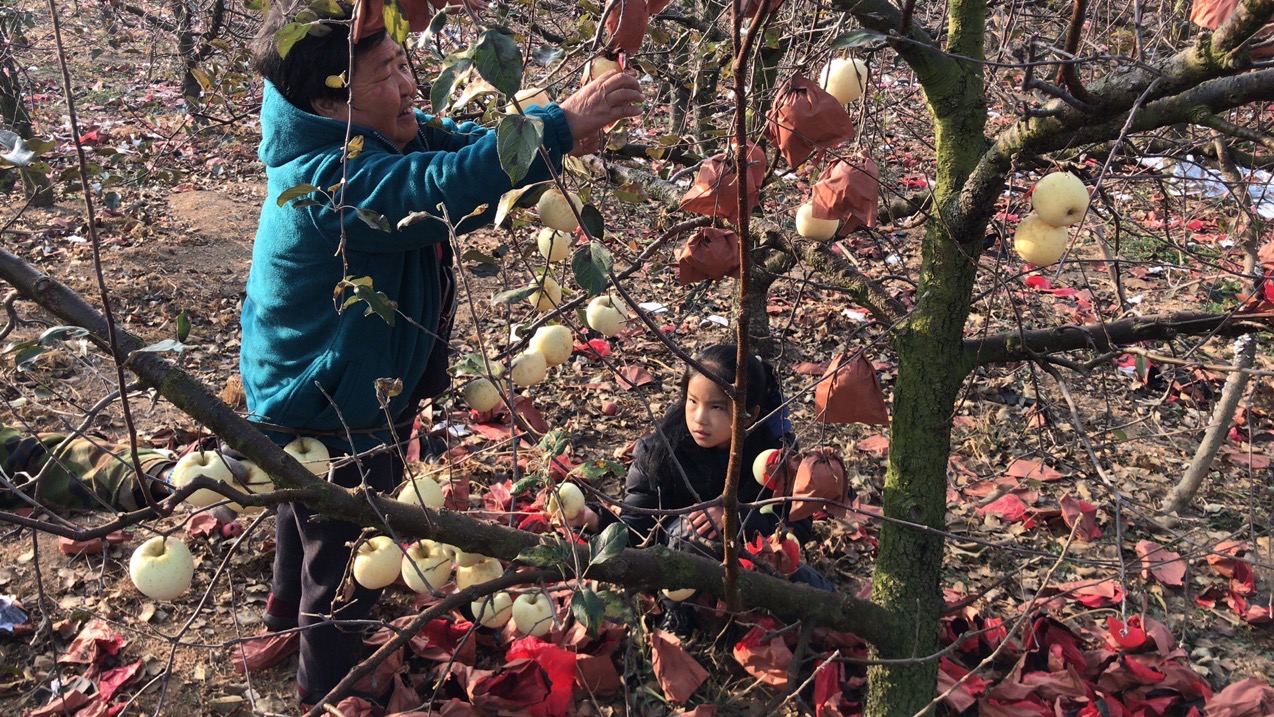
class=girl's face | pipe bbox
[685,373,735,449]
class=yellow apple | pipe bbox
[537,227,572,263]
[510,350,548,387]
[527,275,562,313]
[1013,213,1070,266]
[819,57,869,103]
[462,377,502,412]
[453,548,484,568]
[396,476,445,510]
[582,56,622,84]
[471,591,515,628]
[283,437,330,477]
[229,459,273,513]
[662,587,696,602]
[529,325,573,367]
[505,87,553,113]
[795,202,839,240]
[511,592,554,637]
[1030,171,1089,227]
[536,189,583,233]
[169,450,239,508]
[129,536,195,601]
[455,556,503,590]
[585,295,625,337]
[546,482,585,521]
[752,448,784,488]
[353,535,401,590]
[401,540,453,593]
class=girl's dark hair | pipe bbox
[636,345,789,493]
[249,0,388,114]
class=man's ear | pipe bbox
[311,95,346,120]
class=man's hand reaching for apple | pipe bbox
[558,71,644,156]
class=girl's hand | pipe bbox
[563,505,601,533]
[687,506,724,539]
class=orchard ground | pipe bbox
[2,4,1274,716]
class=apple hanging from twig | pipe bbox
[401,539,453,593]
[168,450,240,508]
[353,535,401,590]
[129,536,195,601]
[512,592,555,637]
[471,591,515,628]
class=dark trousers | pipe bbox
[271,449,404,702]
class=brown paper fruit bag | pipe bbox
[675,227,741,285]
[815,352,888,425]
[764,75,855,169]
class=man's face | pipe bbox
[317,35,418,151]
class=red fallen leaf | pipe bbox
[368,617,477,665]
[1005,458,1063,482]
[937,657,986,712]
[1053,579,1123,608]
[467,658,551,712]
[506,638,577,717]
[60,620,124,666]
[439,474,470,511]
[185,511,222,539]
[855,434,889,456]
[232,631,300,674]
[978,695,1054,717]
[732,619,792,687]
[57,531,127,556]
[96,659,143,701]
[65,695,112,717]
[328,696,376,717]
[1124,692,1183,717]
[1135,540,1186,587]
[1024,275,1053,290]
[1220,445,1271,469]
[812,658,848,716]
[744,532,801,577]
[1022,666,1088,702]
[1059,493,1102,541]
[978,493,1031,523]
[517,513,552,533]
[433,698,483,716]
[469,422,525,443]
[573,338,612,359]
[616,365,656,390]
[386,672,421,714]
[650,628,708,704]
[484,480,513,513]
[1121,653,1167,684]
[576,653,621,695]
[26,690,92,717]
[1106,616,1149,651]
[793,361,830,376]
[1024,616,1087,674]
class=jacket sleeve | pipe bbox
[310,104,575,254]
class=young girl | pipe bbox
[571,345,829,583]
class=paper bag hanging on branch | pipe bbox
[604,0,650,54]
[679,142,766,226]
[352,0,443,42]
[743,0,786,21]
[789,448,850,521]
[815,352,888,425]
[764,75,855,169]
[674,227,741,285]
[810,152,879,234]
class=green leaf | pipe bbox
[537,429,569,459]
[579,204,604,241]
[430,58,470,114]
[11,345,47,370]
[308,0,344,17]
[572,459,625,482]
[382,0,410,44]
[273,21,309,59]
[831,29,883,49]
[453,352,492,377]
[277,183,320,207]
[530,45,565,67]
[495,114,544,185]
[37,326,89,345]
[471,28,523,97]
[336,276,398,326]
[397,210,441,230]
[490,285,538,305]
[511,472,546,495]
[133,339,186,354]
[175,311,191,343]
[571,242,613,296]
[588,522,627,569]
[516,539,570,567]
[492,181,546,229]
[597,589,630,621]
[354,208,391,233]
[570,589,605,636]
[422,9,448,51]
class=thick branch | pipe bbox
[965,310,1274,366]
[0,246,895,644]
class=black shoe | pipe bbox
[658,599,697,637]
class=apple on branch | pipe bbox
[546,481,585,522]
[819,57,869,104]
[581,54,622,84]
[662,587,696,602]
[401,539,453,594]
[537,188,583,233]
[505,87,553,113]
[129,535,195,601]
[512,592,555,637]
[527,275,562,313]
[168,450,242,508]
[353,535,402,590]
[462,376,502,412]
[455,555,503,590]
[537,227,573,263]
[471,591,514,628]
[529,325,573,367]
[395,475,446,510]
[510,350,548,387]
[229,459,273,513]
[284,436,330,476]
[585,295,625,337]
[1030,171,1090,227]
[1013,213,1070,266]
[795,202,840,241]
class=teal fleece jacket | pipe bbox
[241,81,574,453]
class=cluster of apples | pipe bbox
[1014,171,1090,266]
[795,57,870,241]
[128,437,334,602]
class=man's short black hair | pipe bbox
[250,0,388,114]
